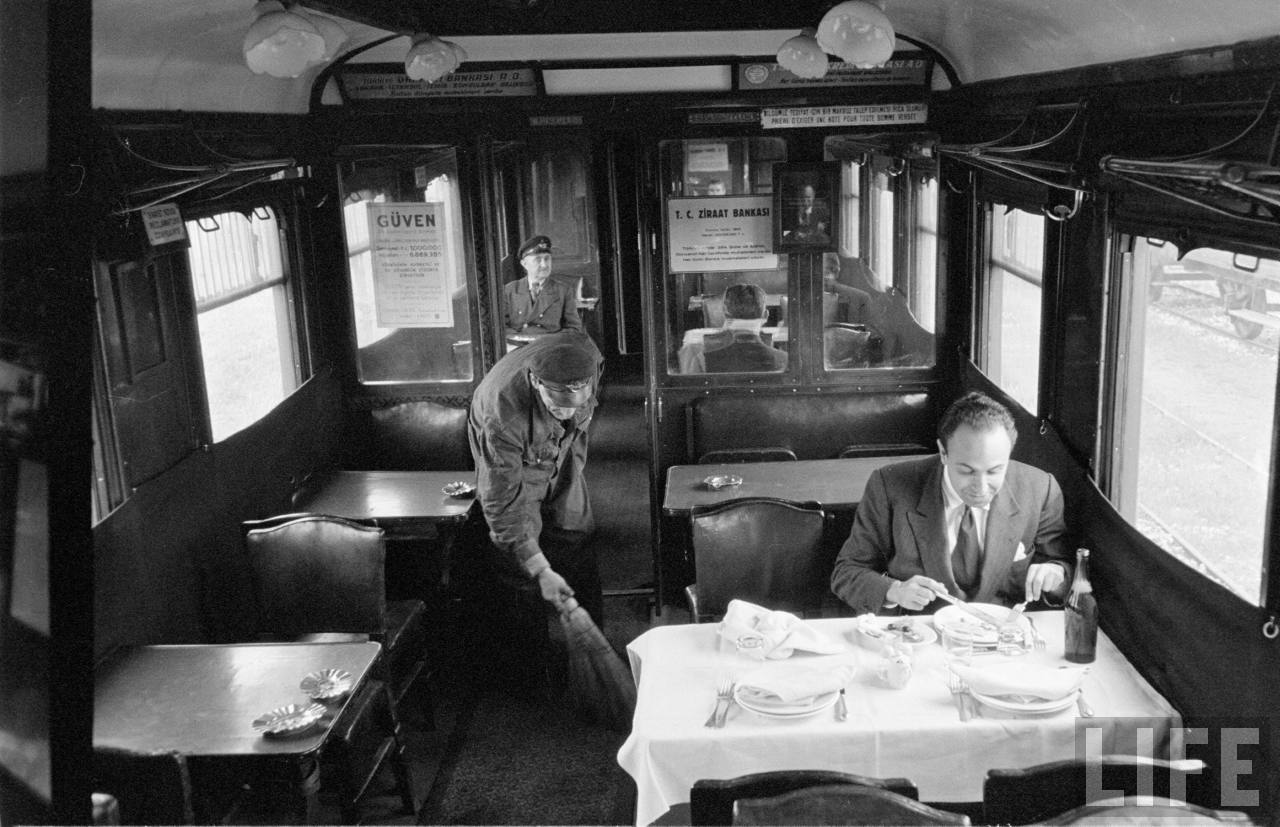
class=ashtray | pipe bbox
[252,703,326,737]
[300,668,353,701]
[442,480,476,498]
[703,474,743,491]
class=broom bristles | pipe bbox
[558,596,637,732]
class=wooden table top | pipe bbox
[94,642,381,758]
[293,470,476,526]
[662,456,907,515]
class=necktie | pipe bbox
[530,283,541,301]
[953,506,982,595]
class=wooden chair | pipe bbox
[1037,796,1252,824]
[983,756,1213,825]
[690,770,919,826]
[697,447,798,464]
[732,784,970,825]
[92,747,195,825]
[684,497,830,622]
[321,678,417,823]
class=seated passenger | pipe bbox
[830,391,1072,615]
[822,253,872,326]
[504,234,583,339]
[700,283,788,374]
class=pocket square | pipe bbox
[1013,541,1028,562]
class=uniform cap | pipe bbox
[529,342,597,386]
[518,235,553,260]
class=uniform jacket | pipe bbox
[703,330,788,373]
[503,276,582,335]
[830,455,1071,614]
[467,331,602,575]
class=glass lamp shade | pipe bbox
[300,10,350,64]
[405,34,461,83]
[816,0,896,69]
[777,32,829,79]
[243,1,326,78]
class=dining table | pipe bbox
[94,641,382,824]
[662,456,904,516]
[291,469,476,532]
[616,612,1182,827]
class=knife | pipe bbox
[929,588,1004,629]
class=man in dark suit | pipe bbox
[503,234,583,338]
[789,184,831,244]
[702,283,788,373]
[831,391,1072,614]
[822,252,872,325]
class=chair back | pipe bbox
[93,747,196,825]
[243,513,386,637]
[691,770,918,826]
[983,756,1213,825]
[688,497,829,620]
[698,447,798,465]
[732,784,970,825]
[1037,796,1252,824]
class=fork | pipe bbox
[715,677,737,728]
[947,670,970,722]
[1025,615,1047,651]
[704,674,731,728]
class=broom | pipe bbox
[557,596,637,732]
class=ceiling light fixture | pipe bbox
[776,0,896,80]
[404,34,469,83]
[242,1,327,78]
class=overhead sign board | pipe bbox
[342,68,538,99]
[761,103,928,129]
[739,58,929,90]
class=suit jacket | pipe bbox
[703,329,787,373]
[830,455,1071,614]
[503,276,582,335]
[791,201,831,241]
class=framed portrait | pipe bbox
[773,162,839,253]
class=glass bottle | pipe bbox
[1064,548,1098,663]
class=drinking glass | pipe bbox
[940,625,973,666]
[996,621,1029,656]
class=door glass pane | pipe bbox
[983,205,1044,412]
[1114,237,1278,605]
[659,138,791,376]
[338,148,473,384]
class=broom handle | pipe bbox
[559,595,581,614]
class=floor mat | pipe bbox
[420,690,636,825]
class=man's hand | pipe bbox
[1025,562,1066,601]
[886,575,946,611]
[536,567,574,607]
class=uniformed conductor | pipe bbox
[467,330,605,633]
[503,234,583,338]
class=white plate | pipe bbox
[854,617,938,650]
[933,603,1026,645]
[252,702,326,736]
[734,686,840,718]
[971,690,1077,714]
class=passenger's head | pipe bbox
[936,391,1018,508]
[801,185,816,207]
[822,253,841,290]
[518,234,553,287]
[528,340,596,420]
[707,179,726,195]
[722,283,768,324]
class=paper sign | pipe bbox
[667,195,778,273]
[686,142,730,173]
[141,203,188,247]
[367,203,454,328]
[342,68,537,99]
[761,103,928,129]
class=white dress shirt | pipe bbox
[940,462,990,554]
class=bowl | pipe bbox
[703,474,743,491]
[442,480,476,498]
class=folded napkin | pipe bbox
[951,661,1088,701]
[736,662,856,705]
[718,599,846,660]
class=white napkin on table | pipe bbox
[951,661,1088,700]
[717,599,846,660]
[736,662,856,705]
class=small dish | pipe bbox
[703,474,743,491]
[299,668,353,701]
[252,703,326,737]
[852,615,938,650]
[442,480,476,498]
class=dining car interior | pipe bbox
[4,0,1280,823]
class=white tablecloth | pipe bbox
[616,613,1180,826]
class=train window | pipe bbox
[1110,236,1279,605]
[338,148,473,385]
[980,205,1045,412]
[186,207,299,441]
[659,138,792,376]
[824,137,938,370]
